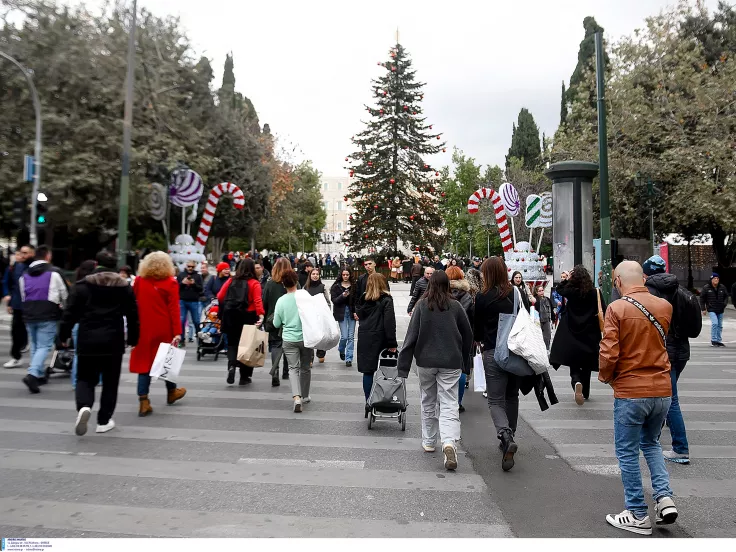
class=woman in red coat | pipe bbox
[217,258,265,385]
[129,252,187,416]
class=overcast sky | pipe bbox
[74,0,719,177]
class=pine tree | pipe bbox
[506,108,541,170]
[567,17,608,108]
[344,43,445,255]
[560,81,568,125]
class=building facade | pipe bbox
[318,175,354,256]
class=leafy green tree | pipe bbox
[506,108,542,170]
[344,42,445,255]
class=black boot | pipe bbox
[239,366,252,385]
[226,364,236,385]
[499,429,518,472]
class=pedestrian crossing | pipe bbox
[0,334,513,538]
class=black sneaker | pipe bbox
[37,377,48,385]
[340,352,345,361]
[346,361,352,367]
[23,374,40,394]
[239,376,251,386]
[188,337,194,343]
[717,342,726,347]
[271,376,280,387]
[459,404,466,413]
[226,366,236,385]
[711,341,718,347]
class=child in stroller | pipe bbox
[196,301,224,361]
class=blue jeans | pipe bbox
[614,397,673,519]
[709,312,723,343]
[666,359,689,455]
[71,324,79,389]
[363,374,373,401]
[459,373,466,405]
[180,301,201,341]
[338,308,356,362]
[137,373,176,396]
[26,320,57,379]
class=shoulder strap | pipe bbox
[621,296,665,343]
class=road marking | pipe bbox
[518,401,736,412]
[0,497,513,538]
[574,464,621,476]
[237,457,365,469]
[526,419,736,431]
[0,447,96,456]
[555,443,736,459]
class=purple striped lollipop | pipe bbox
[500,182,520,216]
[170,169,204,207]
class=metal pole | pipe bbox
[116,0,137,267]
[648,178,655,255]
[0,51,42,246]
[595,31,612,303]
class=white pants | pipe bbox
[418,367,461,447]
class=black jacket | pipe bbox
[60,269,139,356]
[519,372,559,411]
[473,287,514,350]
[355,273,390,315]
[356,294,397,374]
[407,276,429,313]
[700,283,729,314]
[646,273,690,362]
[205,275,229,301]
[177,270,203,302]
[331,281,355,321]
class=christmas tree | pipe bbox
[343,42,446,255]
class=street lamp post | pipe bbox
[288,217,293,254]
[467,224,473,259]
[595,31,613,302]
[0,51,42,246]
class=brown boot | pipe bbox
[138,395,153,417]
[167,387,187,405]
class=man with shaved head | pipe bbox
[599,261,678,535]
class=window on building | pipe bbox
[338,202,343,211]
[323,182,328,191]
[324,200,330,211]
[337,221,343,230]
[338,182,343,190]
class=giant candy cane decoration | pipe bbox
[195,182,245,248]
[467,187,513,253]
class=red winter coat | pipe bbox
[129,276,181,374]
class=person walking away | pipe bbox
[205,262,231,302]
[700,272,728,347]
[273,269,312,412]
[407,266,435,314]
[304,267,331,363]
[354,256,390,321]
[2,244,34,369]
[177,261,203,346]
[129,252,186,416]
[69,260,97,390]
[399,270,472,471]
[447,266,473,412]
[356,273,397,412]
[549,265,606,405]
[402,257,413,284]
[60,251,139,435]
[599,261,677,535]
[390,257,401,284]
[19,245,68,393]
[474,257,520,471]
[410,257,423,295]
[533,285,555,350]
[263,258,291,386]
[511,271,534,311]
[331,269,356,367]
[119,265,135,286]
[643,255,693,464]
[217,258,265,385]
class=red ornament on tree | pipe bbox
[424,164,428,169]
[368,161,373,166]
[441,192,446,197]
[349,171,354,177]
[391,66,396,72]
[410,215,415,221]
[344,197,348,202]
[413,112,417,115]
[436,135,441,140]
[345,157,348,162]
[442,148,446,153]
[374,205,378,209]
[379,109,384,114]
[435,172,439,176]
[390,178,395,184]
[403,105,408,110]
[383,91,387,96]
[429,125,433,129]
[365,234,369,239]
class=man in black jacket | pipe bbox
[177,261,204,346]
[643,255,690,464]
[60,250,139,436]
[700,272,729,347]
[407,266,435,314]
[354,257,390,320]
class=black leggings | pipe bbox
[225,312,259,379]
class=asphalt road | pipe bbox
[0,283,733,538]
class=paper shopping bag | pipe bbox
[473,347,486,393]
[237,325,267,367]
[150,343,185,383]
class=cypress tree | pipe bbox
[506,108,541,170]
[560,81,568,125]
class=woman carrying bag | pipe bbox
[549,265,605,406]
[331,269,356,367]
[217,259,265,386]
[304,267,331,363]
[262,257,291,386]
[532,284,556,351]
[399,271,473,471]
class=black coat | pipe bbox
[549,280,605,371]
[646,273,690,362]
[700,283,729,314]
[60,269,139,356]
[519,371,559,411]
[177,270,204,302]
[407,276,429,313]
[356,294,397,374]
[331,281,355,321]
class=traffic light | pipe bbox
[12,197,27,228]
[36,199,48,226]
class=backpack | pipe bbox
[673,286,702,339]
[223,279,249,317]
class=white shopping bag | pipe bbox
[294,290,340,350]
[473,347,486,392]
[150,343,185,383]
[507,307,550,375]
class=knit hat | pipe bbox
[712,272,720,280]
[216,262,230,273]
[642,255,666,276]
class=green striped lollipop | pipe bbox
[525,194,542,228]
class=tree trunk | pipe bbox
[687,237,693,290]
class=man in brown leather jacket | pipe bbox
[599,261,678,536]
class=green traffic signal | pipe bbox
[37,215,46,224]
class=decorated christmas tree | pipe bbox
[343,42,446,255]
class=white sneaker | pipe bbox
[655,497,678,525]
[302,396,311,404]
[605,510,652,535]
[443,443,458,471]
[3,358,22,369]
[75,407,91,436]
[96,419,116,433]
[293,397,302,413]
[422,443,436,453]
[663,449,690,464]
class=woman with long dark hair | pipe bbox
[474,257,520,471]
[217,258,265,386]
[304,267,331,363]
[262,257,291,386]
[550,265,606,405]
[331,269,356,367]
[511,270,533,311]
[399,270,473,471]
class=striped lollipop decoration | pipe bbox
[525,194,542,228]
[150,183,167,221]
[195,182,245,248]
[170,169,204,207]
[467,187,513,253]
[499,182,520,216]
[538,191,553,228]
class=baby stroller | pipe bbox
[367,349,407,431]
[196,300,225,361]
[46,347,74,380]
